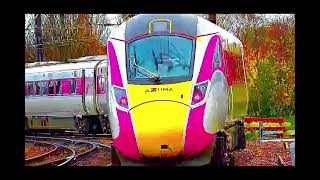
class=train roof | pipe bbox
[196,16,242,46]
[125,14,198,40]
[115,14,242,46]
[25,55,108,74]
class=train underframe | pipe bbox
[74,114,111,135]
[111,119,246,166]
[25,115,111,135]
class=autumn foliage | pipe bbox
[25,14,107,63]
[25,14,295,124]
[240,16,295,120]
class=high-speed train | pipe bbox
[25,55,110,134]
[107,14,248,166]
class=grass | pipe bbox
[245,130,259,141]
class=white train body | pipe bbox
[25,55,110,133]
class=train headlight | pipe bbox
[191,81,209,105]
[113,86,129,109]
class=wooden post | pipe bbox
[259,122,263,143]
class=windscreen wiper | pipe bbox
[152,50,159,71]
[133,46,161,82]
[133,62,161,82]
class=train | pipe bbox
[25,14,248,166]
[25,55,111,135]
[106,14,248,166]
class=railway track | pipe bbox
[30,132,112,138]
[25,136,112,166]
[278,155,287,166]
[25,140,75,166]
[25,140,58,161]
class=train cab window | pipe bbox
[48,80,54,95]
[27,82,34,96]
[70,79,76,94]
[35,81,41,96]
[41,81,47,95]
[213,41,222,68]
[55,80,61,95]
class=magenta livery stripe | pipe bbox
[110,38,126,42]
[107,41,123,87]
[184,104,216,158]
[196,32,218,37]
[171,32,196,39]
[113,108,141,160]
[196,35,220,83]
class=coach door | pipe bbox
[95,61,109,115]
[83,68,96,115]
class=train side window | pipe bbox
[27,82,34,96]
[55,80,61,95]
[101,76,106,93]
[41,81,47,95]
[35,81,41,96]
[104,67,108,93]
[48,80,54,95]
[70,79,76,94]
[25,84,27,96]
[213,41,222,68]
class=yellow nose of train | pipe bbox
[127,81,192,159]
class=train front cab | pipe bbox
[107,14,248,166]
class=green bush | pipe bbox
[286,115,295,130]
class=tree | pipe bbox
[217,14,295,118]
[25,14,114,62]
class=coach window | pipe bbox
[27,82,34,96]
[35,81,41,96]
[41,81,47,95]
[70,79,76,94]
[48,80,54,95]
[213,41,222,68]
[101,76,106,93]
[56,80,61,95]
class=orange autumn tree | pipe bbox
[25,14,107,63]
[217,14,295,122]
[241,15,295,118]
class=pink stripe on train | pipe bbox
[184,104,216,158]
[61,79,71,95]
[196,35,221,83]
[107,41,123,87]
[113,108,141,161]
[184,36,221,158]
